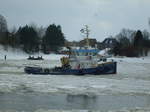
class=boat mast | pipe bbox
[80,25,90,48]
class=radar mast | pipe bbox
[80,25,90,48]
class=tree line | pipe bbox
[1,14,150,57]
[0,14,65,54]
[112,28,150,57]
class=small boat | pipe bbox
[24,26,117,75]
[27,56,44,60]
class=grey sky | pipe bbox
[0,0,150,41]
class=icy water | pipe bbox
[0,93,150,112]
[0,58,150,112]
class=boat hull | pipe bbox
[24,62,117,75]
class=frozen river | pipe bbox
[0,57,150,112]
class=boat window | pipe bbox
[82,52,85,56]
[78,52,80,56]
[76,52,79,56]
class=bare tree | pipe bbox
[0,14,7,32]
[115,28,136,47]
[0,14,8,49]
[143,30,150,40]
[148,18,150,30]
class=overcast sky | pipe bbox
[0,0,150,41]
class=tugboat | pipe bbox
[24,26,117,75]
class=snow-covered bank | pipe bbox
[110,56,150,64]
[0,45,65,60]
[0,46,27,60]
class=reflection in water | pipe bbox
[0,93,150,111]
[146,96,150,107]
[67,94,97,109]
